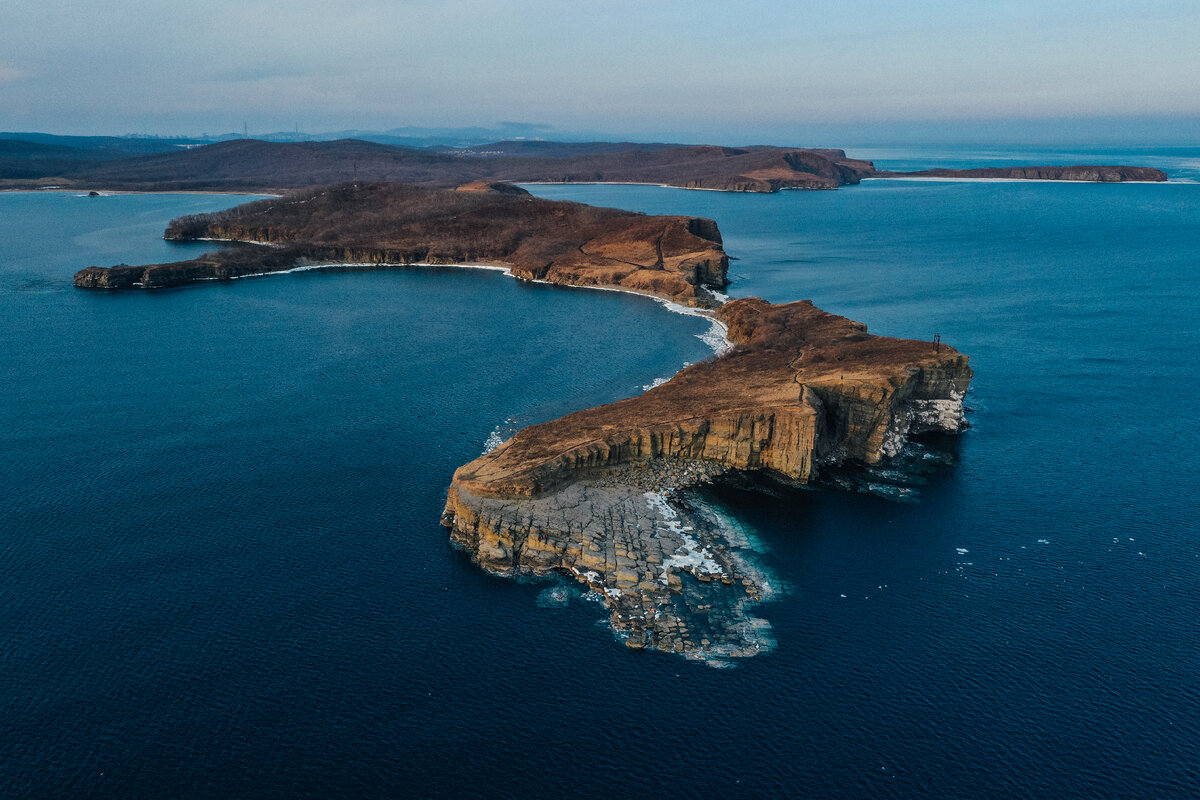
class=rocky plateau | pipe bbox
[73,181,729,307]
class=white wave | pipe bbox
[481,417,516,454]
[696,318,733,356]
[641,376,670,392]
[482,428,508,454]
[187,252,737,357]
[644,492,724,581]
[191,237,278,246]
[530,280,735,356]
[197,263,333,281]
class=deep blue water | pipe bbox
[3,149,1199,798]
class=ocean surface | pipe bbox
[2,146,1198,798]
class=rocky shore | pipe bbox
[443,297,973,663]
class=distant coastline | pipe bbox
[3,135,1166,195]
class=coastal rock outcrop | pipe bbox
[73,182,729,306]
[443,298,973,663]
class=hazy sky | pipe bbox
[2,0,1198,142]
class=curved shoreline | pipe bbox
[195,256,736,355]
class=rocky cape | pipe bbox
[74,178,974,665]
[73,181,729,307]
[443,297,973,663]
[876,165,1168,182]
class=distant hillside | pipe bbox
[431,141,681,158]
[0,132,207,156]
[0,138,876,193]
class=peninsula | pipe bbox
[74,177,973,664]
[443,297,971,661]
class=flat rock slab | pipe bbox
[445,464,780,666]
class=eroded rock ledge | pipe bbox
[443,298,973,663]
[73,181,729,307]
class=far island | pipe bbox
[875,165,1166,182]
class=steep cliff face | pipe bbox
[442,298,973,662]
[75,182,729,307]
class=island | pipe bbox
[75,177,973,664]
[875,165,1167,182]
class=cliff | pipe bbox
[73,181,729,306]
[442,298,972,662]
[876,165,1168,182]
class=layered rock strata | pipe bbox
[74,181,729,307]
[443,298,973,663]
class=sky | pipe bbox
[2,0,1198,144]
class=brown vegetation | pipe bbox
[74,181,729,305]
[7,138,875,193]
[450,297,973,500]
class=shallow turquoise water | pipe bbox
[3,148,1200,798]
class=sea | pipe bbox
[1,145,1198,798]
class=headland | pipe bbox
[73,181,728,307]
[73,175,975,665]
[443,298,972,662]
